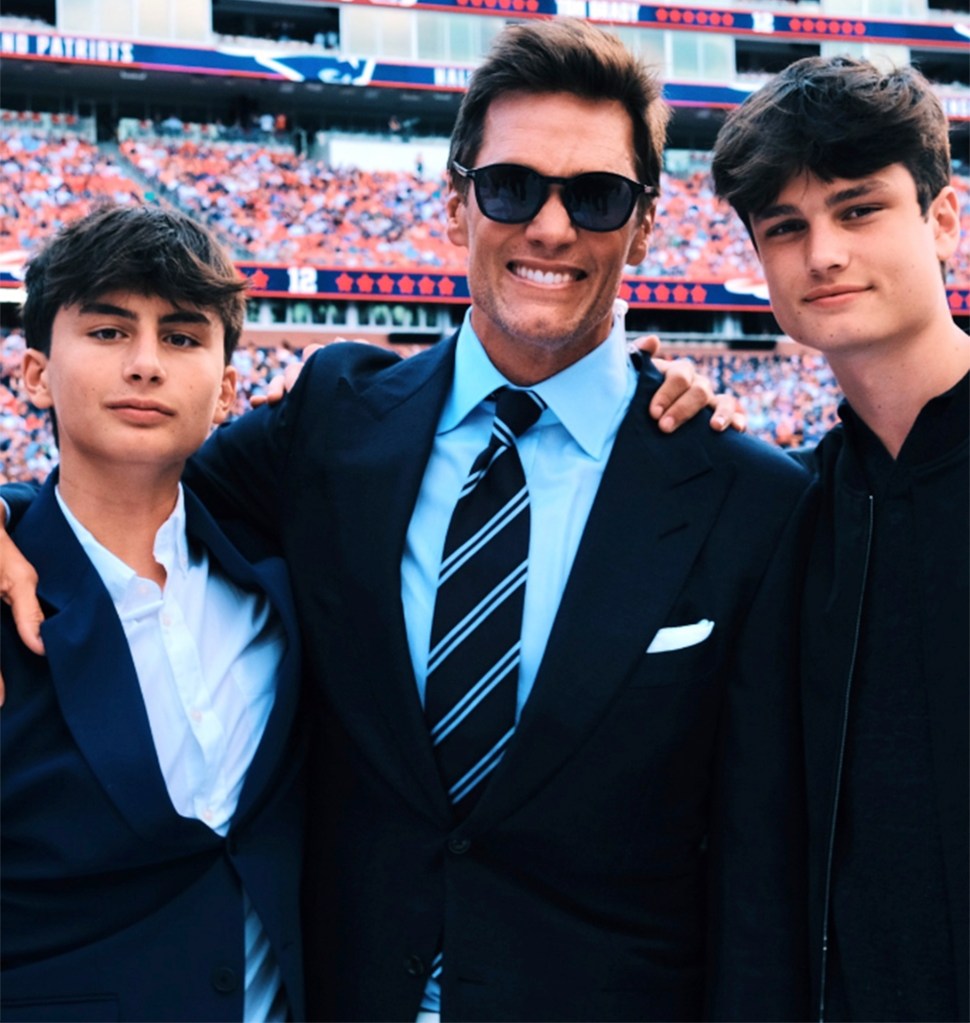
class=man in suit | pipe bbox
[0,21,810,1022]
[711,57,969,1021]
[175,20,812,1020]
[0,204,306,1022]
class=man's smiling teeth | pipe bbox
[512,265,578,285]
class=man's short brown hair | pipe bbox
[448,19,669,201]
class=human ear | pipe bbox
[446,189,469,249]
[212,364,238,425]
[21,349,54,409]
[930,186,960,263]
[625,201,655,268]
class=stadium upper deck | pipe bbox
[0,0,967,339]
[2,0,967,145]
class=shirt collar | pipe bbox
[443,302,636,459]
[56,484,191,605]
[839,371,969,478]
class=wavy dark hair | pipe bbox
[711,56,952,236]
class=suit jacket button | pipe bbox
[211,966,239,993]
[448,836,471,855]
[405,954,426,977]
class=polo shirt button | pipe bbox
[448,836,471,855]
[405,953,425,977]
[211,966,238,993]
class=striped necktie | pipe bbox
[243,892,288,1021]
[424,387,545,818]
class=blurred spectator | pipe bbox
[0,330,58,484]
[160,115,184,136]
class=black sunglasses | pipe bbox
[452,162,658,233]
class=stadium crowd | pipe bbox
[119,137,456,268]
[2,123,968,282]
[0,126,143,257]
[0,117,959,481]
[0,327,842,484]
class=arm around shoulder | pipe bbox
[184,341,403,542]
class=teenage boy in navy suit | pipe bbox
[0,204,305,1022]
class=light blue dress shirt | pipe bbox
[403,305,638,714]
[401,306,638,1015]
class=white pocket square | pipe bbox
[646,619,715,653]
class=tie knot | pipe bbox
[494,387,545,439]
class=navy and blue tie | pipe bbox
[424,387,545,818]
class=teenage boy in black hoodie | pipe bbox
[712,56,969,1022]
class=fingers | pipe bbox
[0,529,46,662]
[648,357,746,434]
[710,395,748,433]
[649,358,713,433]
[282,358,305,393]
[250,344,326,407]
[250,373,287,408]
[629,333,662,357]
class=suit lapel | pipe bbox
[325,338,458,822]
[319,344,738,831]
[468,361,736,832]
[180,488,303,830]
[21,479,202,846]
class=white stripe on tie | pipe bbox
[426,560,528,674]
[448,727,515,803]
[438,486,529,583]
[430,645,521,745]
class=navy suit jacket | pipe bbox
[186,335,814,1022]
[1,475,306,1022]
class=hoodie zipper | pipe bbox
[817,492,873,1022]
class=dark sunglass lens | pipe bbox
[567,174,636,231]
[476,165,544,223]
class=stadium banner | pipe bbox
[334,0,970,50]
[1,28,968,118]
[0,263,967,313]
[238,265,970,314]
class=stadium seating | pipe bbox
[0,127,143,254]
[3,123,967,282]
[1,117,967,482]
